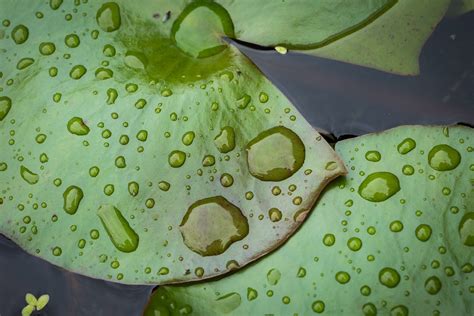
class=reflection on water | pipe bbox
[0,235,152,315]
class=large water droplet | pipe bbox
[96,2,121,32]
[358,172,400,202]
[97,205,139,253]
[11,24,29,44]
[458,212,474,247]
[20,166,39,185]
[428,144,461,171]
[171,2,234,58]
[379,267,400,288]
[63,186,83,215]
[214,126,235,153]
[246,126,305,181]
[67,117,90,135]
[179,196,248,256]
[0,96,12,121]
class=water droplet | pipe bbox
[194,267,204,277]
[16,58,35,70]
[96,2,121,32]
[259,92,269,103]
[136,130,148,141]
[220,173,234,187]
[268,208,282,222]
[168,150,186,168]
[65,34,80,48]
[63,186,83,215]
[267,268,281,285]
[389,220,404,232]
[67,117,90,135]
[161,88,173,97]
[52,246,62,256]
[158,267,169,275]
[390,305,409,316]
[425,276,442,295]
[104,184,115,196]
[323,233,336,246]
[115,156,126,168]
[365,150,381,162]
[103,44,116,57]
[20,166,39,185]
[69,65,87,79]
[347,237,362,251]
[171,2,234,58]
[247,288,258,301]
[458,212,474,247]
[275,46,288,54]
[397,138,416,154]
[0,96,12,121]
[312,300,325,313]
[49,0,63,10]
[39,42,56,55]
[379,267,400,288]
[202,155,215,167]
[95,67,113,80]
[358,172,400,202]
[335,271,350,284]
[128,181,139,196]
[97,204,139,253]
[11,24,29,44]
[215,292,241,314]
[236,94,251,109]
[415,224,432,242]
[402,164,414,176]
[182,131,195,146]
[246,126,305,181]
[214,126,235,153]
[179,196,248,256]
[362,303,377,316]
[428,144,461,171]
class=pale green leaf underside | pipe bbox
[0,1,345,284]
[149,125,474,315]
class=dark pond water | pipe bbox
[0,10,473,316]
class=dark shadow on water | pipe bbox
[0,234,153,316]
[233,12,474,137]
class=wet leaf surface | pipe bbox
[0,234,152,316]
[146,125,473,315]
[0,0,345,284]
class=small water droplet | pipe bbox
[67,117,90,135]
[20,165,39,185]
[214,126,235,153]
[347,237,362,251]
[402,164,414,176]
[335,271,351,284]
[49,0,63,10]
[52,246,62,256]
[365,150,381,162]
[247,288,258,301]
[415,224,432,242]
[267,268,281,285]
[95,67,113,80]
[115,156,126,168]
[39,42,56,55]
[323,233,336,246]
[202,155,215,167]
[397,138,416,154]
[0,96,12,121]
[220,173,234,187]
[168,150,186,168]
[97,204,139,252]
[425,276,442,295]
[358,172,400,202]
[179,196,248,256]
[428,144,461,171]
[312,300,325,313]
[69,65,87,79]
[268,208,282,222]
[389,220,404,232]
[65,34,80,48]
[63,186,83,215]
[390,305,409,316]
[379,267,400,288]
[458,212,474,247]
[246,126,305,181]
[182,131,195,146]
[11,24,29,44]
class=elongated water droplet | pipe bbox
[459,212,474,247]
[179,196,248,256]
[428,144,461,171]
[69,65,87,79]
[20,166,39,185]
[128,181,139,196]
[397,138,416,154]
[97,204,139,253]
[63,186,83,215]
[67,117,90,135]
[182,131,195,146]
[17,58,35,70]
[96,2,121,32]
[0,96,12,121]
[214,126,235,153]
[358,172,400,202]
[246,126,305,181]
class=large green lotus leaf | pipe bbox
[147,125,474,315]
[309,0,452,75]
[0,1,345,284]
